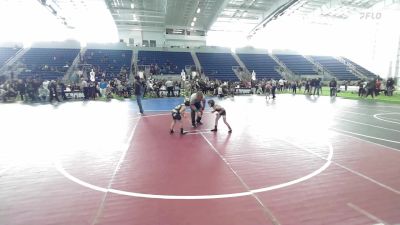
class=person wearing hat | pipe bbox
[170,99,190,134]
[207,99,232,133]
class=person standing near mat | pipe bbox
[208,99,232,133]
[134,75,145,115]
[190,91,206,127]
[170,99,190,134]
[271,78,277,99]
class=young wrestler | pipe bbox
[207,99,232,133]
[170,99,190,134]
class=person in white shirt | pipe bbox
[278,79,284,91]
[90,69,96,82]
[165,80,174,97]
[217,85,223,98]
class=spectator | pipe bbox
[134,76,144,115]
[38,85,49,102]
[375,79,382,96]
[165,79,174,97]
[358,80,365,97]
[59,81,67,100]
[365,79,376,98]
[99,79,108,98]
[48,80,60,103]
[81,78,88,100]
[16,79,26,101]
[313,78,322,96]
[271,79,277,99]
[329,78,337,97]
[386,78,394,96]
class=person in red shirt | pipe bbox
[375,79,382,96]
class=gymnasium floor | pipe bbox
[0,94,399,225]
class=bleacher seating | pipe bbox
[196,52,239,81]
[138,51,194,74]
[275,54,317,75]
[84,49,132,78]
[237,53,281,80]
[342,57,377,78]
[19,48,79,80]
[311,56,358,80]
[0,47,20,68]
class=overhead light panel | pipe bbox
[193,17,197,21]
[197,8,200,13]
[191,22,195,26]
[131,3,134,9]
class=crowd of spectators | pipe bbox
[0,77,65,103]
[0,65,132,103]
[0,71,398,103]
[357,77,396,98]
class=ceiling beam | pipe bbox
[115,20,165,24]
[224,5,267,14]
[205,0,232,30]
[111,13,165,18]
[218,15,260,20]
[248,0,302,37]
[110,8,165,14]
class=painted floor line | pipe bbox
[336,117,400,133]
[331,129,400,153]
[348,105,400,112]
[200,133,281,225]
[331,128,400,145]
[91,116,142,225]
[374,113,400,125]
[336,163,400,195]
[340,110,370,116]
[54,113,334,200]
[292,131,400,196]
[378,116,400,122]
[347,202,387,225]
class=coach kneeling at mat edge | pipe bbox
[190,91,206,127]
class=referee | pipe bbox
[190,91,206,127]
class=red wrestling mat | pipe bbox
[1,109,400,225]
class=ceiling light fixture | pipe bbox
[193,17,197,21]
[131,3,134,9]
[197,8,200,13]
[191,22,195,26]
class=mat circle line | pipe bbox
[373,113,400,125]
[55,113,334,200]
